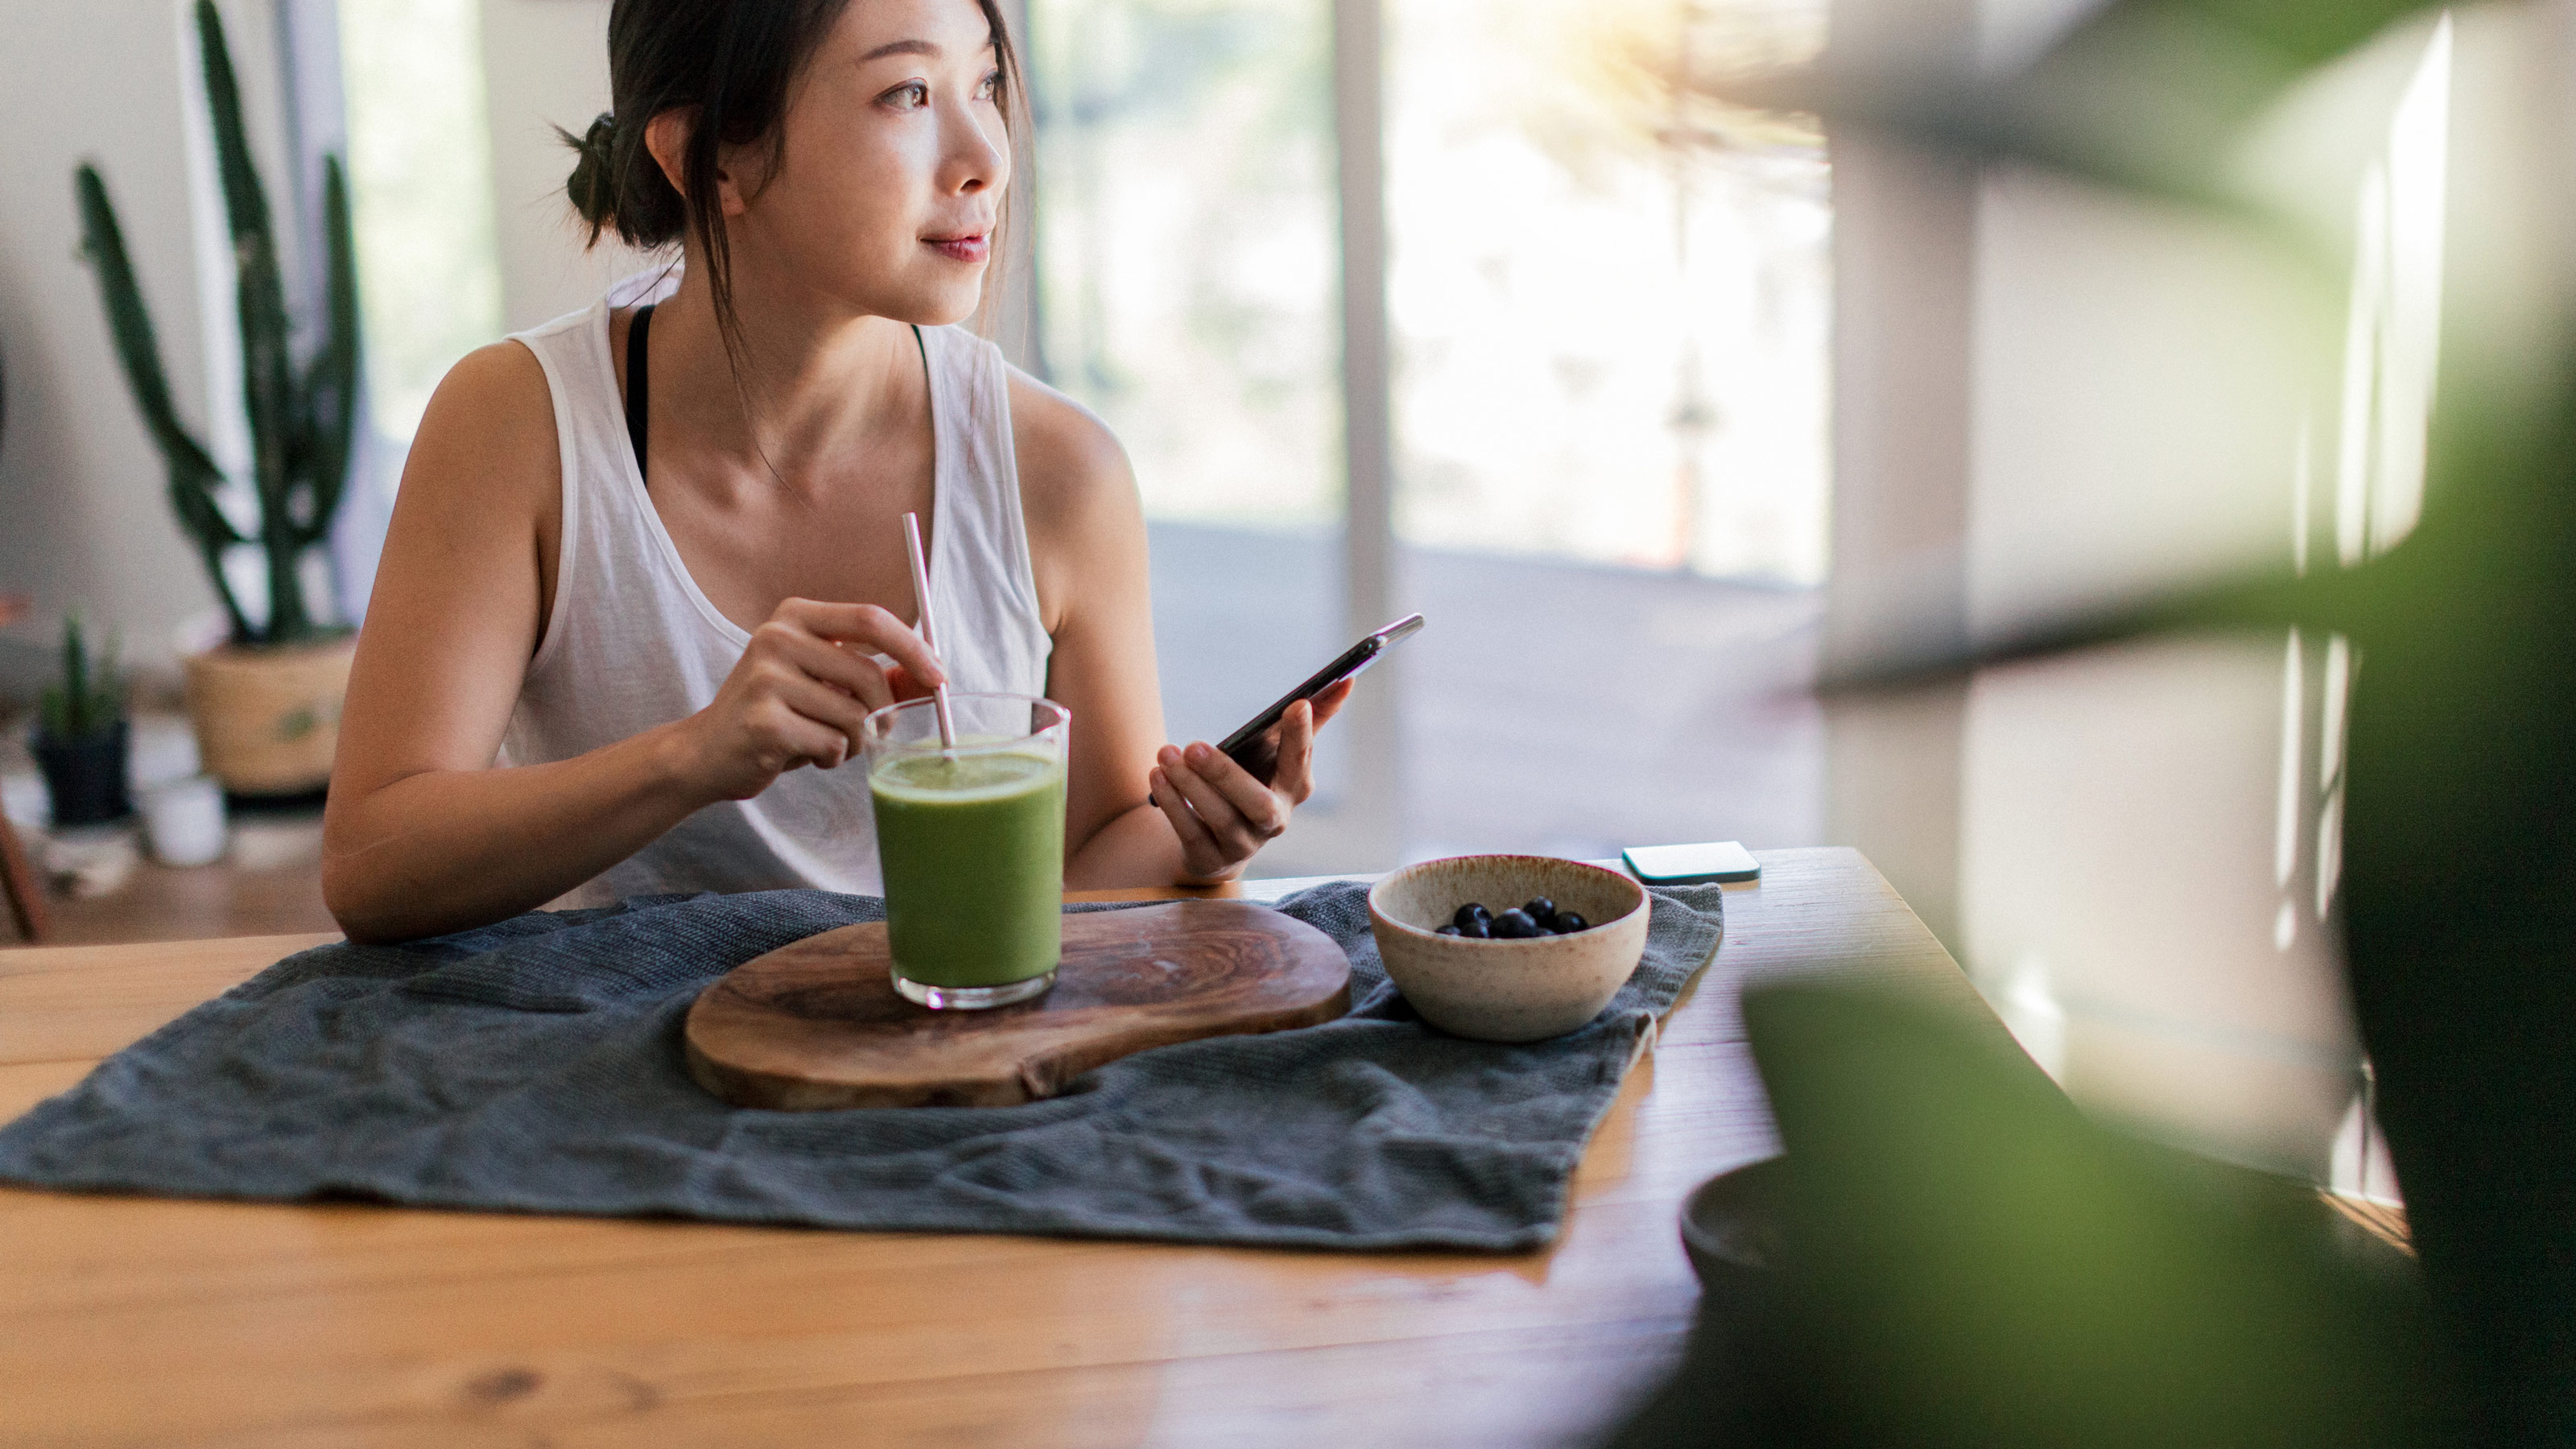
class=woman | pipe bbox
[321,0,1344,943]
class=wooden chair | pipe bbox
[0,812,44,943]
[0,592,48,943]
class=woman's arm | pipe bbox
[322,343,944,942]
[1009,373,1342,889]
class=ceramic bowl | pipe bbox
[1367,854,1649,1042]
[1678,1156,1792,1291]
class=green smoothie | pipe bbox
[870,748,1067,989]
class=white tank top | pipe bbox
[502,275,1053,902]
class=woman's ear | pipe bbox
[643,109,691,199]
[711,162,752,220]
[710,141,761,220]
[644,106,757,220]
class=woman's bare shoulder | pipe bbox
[1007,368,1145,628]
[400,341,560,514]
[1007,365,1136,528]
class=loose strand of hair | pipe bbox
[971,3,1028,354]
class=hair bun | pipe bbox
[561,111,620,233]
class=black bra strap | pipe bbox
[625,302,655,487]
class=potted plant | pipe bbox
[73,0,361,799]
[31,616,130,830]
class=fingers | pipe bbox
[1307,678,1355,728]
[756,624,898,715]
[1158,744,1286,864]
[1149,764,1228,877]
[770,675,873,763]
[1191,741,1290,836]
[695,601,931,803]
[733,628,881,766]
[1271,700,1318,807]
[882,664,936,703]
[735,693,861,784]
[773,597,946,689]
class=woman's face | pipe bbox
[727,0,1009,328]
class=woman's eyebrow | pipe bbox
[861,39,939,61]
[858,32,996,64]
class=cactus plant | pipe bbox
[74,0,360,648]
[30,612,132,829]
[37,615,122,744]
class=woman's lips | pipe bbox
[924,233,989,264]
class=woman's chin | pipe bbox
[878,274,989,330]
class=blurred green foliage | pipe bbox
[37,614,121,744]
[1612,983,2446,1446]
[1626,0,2576,1441]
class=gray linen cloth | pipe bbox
[0,882,1723,1251]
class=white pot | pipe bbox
[140,775,228,868]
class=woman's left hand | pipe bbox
[1148,679,1354,883]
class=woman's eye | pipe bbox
[880,81,929,109]
[976,69,1001,100]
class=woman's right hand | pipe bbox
[669,598,947,802]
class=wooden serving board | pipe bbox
[683,900,1352,1110]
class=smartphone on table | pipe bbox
[1153,614,1424,806]
[1622,840,1761,884]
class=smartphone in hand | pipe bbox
[1216,613,1426,786]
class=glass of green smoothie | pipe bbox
[862,693,1071,1009]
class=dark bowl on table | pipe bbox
[1680,1155,1793,1291]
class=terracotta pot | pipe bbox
[183,636,356,795]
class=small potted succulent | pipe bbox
[31,615,131,829]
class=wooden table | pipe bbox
[0,848,1981,1448]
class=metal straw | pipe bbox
[901,512,958,750]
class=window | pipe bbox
[1386,0,1829,581]
[1031,0,1341,530]
[336,0,504,440]
[1034,0,1834,866]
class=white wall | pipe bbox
[477,0,646,332]
[0,0,306,690]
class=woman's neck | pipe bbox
[644,263,923,489]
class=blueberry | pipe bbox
[1492,908,1540,939]
[1522,897,1556,925]
[1455,916,1492,939]
[1452,903,1492,931]
[1436,924,1461,936]
[1552,910,1587,935]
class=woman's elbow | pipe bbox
[320,811,430,943]
[320,855,408,945]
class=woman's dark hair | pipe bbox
[560,0,1024,369]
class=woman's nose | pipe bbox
[941,101,1008,196]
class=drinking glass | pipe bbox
[862,693,1071,1009]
